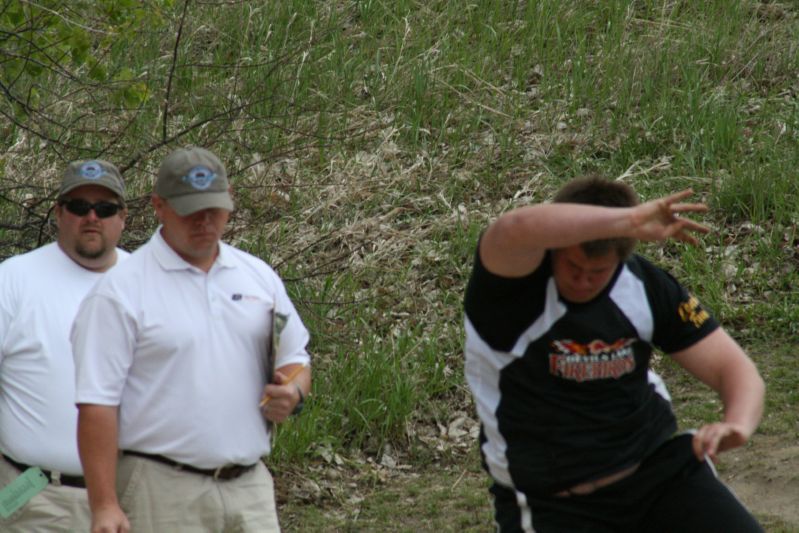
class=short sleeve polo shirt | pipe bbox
[73,230,310,467]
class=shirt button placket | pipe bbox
[206,276,222,317]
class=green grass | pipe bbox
[2,0,799,529]
[276,454,494,533]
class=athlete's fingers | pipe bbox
[669,228,699,246]
[668,217,711,246]
[691,432,706,461]
[663,189,696,205]
[671,202,709,214]
[693,425,721,461]
[704,433,720,461]
[676,217,710,234]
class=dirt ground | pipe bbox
[278,433,799,532]
[720,435,799,531]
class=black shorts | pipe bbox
[491,433,763,533]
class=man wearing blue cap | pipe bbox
[0,159,128,532]
[73,146,311,533]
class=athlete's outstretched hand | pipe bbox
[692,421,749,463]
[629,189,709,245]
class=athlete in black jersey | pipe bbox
[464,176,764,532]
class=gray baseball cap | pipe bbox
[59,159,125,199]
[155,146,234,216]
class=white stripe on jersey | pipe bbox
[465,317,516,487]
[609,264,654,342]
[510,278,567,356]
[515,490,536,532]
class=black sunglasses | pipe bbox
[60,199,123,218]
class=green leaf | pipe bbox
[116,67,135,82]
[88,59,108,81]
[69,30,91,65]
[122,81,149,107]
[26,87,40,109]
[5,7,24,26]
[4,58,22,80]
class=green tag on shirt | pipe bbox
[0,467,48,518]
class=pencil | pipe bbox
[260,364,305,407]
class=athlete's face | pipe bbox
[152,194,229,271]
[551,246,620,303]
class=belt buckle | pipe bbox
[50,470,61,487]
[212,466,226,481]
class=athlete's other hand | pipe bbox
[692,422,749,463]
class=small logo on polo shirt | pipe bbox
[231,293,264,303]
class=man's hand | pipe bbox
[629,189,710,245]
[692,422,750,463]
[260,370,302,423]
[91,503,130,533]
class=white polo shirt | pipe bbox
[0,242,129,475]
[72,229,311,468]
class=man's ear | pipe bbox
[53,201,63,228]
[151,194,166,222]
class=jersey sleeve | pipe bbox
[463,242,550,352]
[642,260,719,353]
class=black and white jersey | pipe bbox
[464,249,718,495]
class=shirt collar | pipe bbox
[151,226,235,272]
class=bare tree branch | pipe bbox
[162,0,190,142]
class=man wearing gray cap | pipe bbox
[72,146,311,533]
[0,159,128,532]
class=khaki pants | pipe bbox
[118,454,280,533]
[0,457,91,533]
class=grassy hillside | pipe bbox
[2,1,798,530]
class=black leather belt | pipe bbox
[2,454,86,488]
[122,450,256,481]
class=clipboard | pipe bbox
[265,308,289,385]
[263,307,289,439]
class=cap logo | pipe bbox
[79,161,106,180]
[182,165,217,190]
